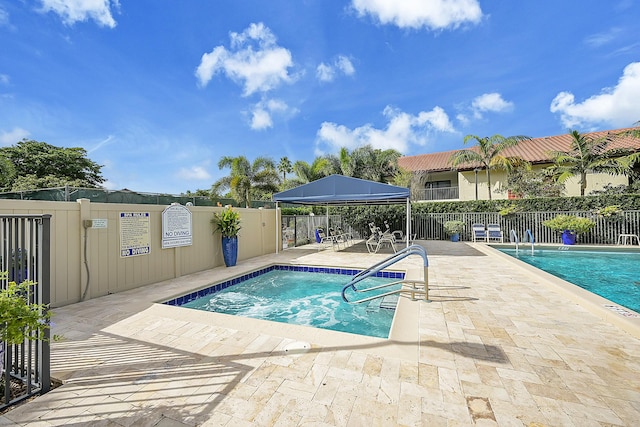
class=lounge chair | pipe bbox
[472,224,487,242]
[366,223,397,253]
[486,224,504,243]
[316,227,339,250]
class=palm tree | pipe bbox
[212,156,279,207]
[549,130,639,196]
[325,145,401,182]
[449,134,531,200]
[277,157,293,182]
[290,157,331,185]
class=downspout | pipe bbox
[275,202,279,254]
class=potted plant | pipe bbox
[211,206,241,267]
[444,220,465,242]
[543,214,595,245]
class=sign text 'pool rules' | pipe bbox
[162,204,193,249]
[119,212,151,257]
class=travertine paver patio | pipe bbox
[2,240,639,426]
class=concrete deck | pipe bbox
[2,240,639,426]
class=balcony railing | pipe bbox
[415,186,459,201]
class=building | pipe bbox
[398,128,640,201]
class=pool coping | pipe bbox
[475,243,640,339]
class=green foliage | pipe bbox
[0,139,104,190]
[543,215,595,234]
[280,206,312,215]
[443,220,465,235]
[213,156,280,208]
[211,206,242,238]
[549,130,639,196]
[498,204,522,217]
[0,274,51,345]
[594,205,624,222]
[503,167,565,198]
[412,193,640,213]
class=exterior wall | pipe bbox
[563,174,628,196]
[456,167,630,201]
[0,199,277,307]
[457,170,509,201]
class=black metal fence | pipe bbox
[1,214,51,411]
[283,210,640,246]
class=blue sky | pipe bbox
[1,1,639,194]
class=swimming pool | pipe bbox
[497,247,640,314]
[164,265,404,338]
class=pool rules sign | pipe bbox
[120,212,151,257]
[161,204,193,249]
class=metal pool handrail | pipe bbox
[510,229,520,252]
[341,244,429,304]
[526,229,535,254]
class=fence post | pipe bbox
[40,214,51,393]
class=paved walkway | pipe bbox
[2,241,639,426]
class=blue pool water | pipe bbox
[165,265,403,338]
[498,248,640,313]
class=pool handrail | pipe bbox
[341,244,429,304]
[526,229,535,254]
[510,229,519,252]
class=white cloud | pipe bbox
[0,7,9,27]
[316,55,355,82]
[249,98,295,130]
[471,92,513,118]
[550,62,640,128]
[351,0,483,30]
[315,105,455,155]
[195,23,295,96]
[584,27,621,48]
[0,74,9,85]
[38,0,119,28]
[0,127,30,145]
[456,92,514,123]
[176,165,211,181]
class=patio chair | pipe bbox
[472,224,487,242]
[486,224,504,243]
[390,230,416,244]
[316,227,339,251]
[365,228,397,253]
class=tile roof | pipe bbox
[398,127,640,172]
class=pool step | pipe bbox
[366,293,399,311]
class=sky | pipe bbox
[1,0,639,195]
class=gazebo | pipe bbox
[272,175,411,253]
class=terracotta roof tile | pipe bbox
[398,127,640,172]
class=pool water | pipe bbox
[173,268,402,338]
[499,248,640,313]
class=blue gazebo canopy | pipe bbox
[272,175,410,206]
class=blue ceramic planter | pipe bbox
[450,233,460,242]
[222,236,238,267]
[561,230,576,245]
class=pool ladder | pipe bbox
[341,245,429,304]
[511,229,535,254]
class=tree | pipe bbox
[0,139,104,190]
[325,145,401,182]
[277,157,293,182]
[0,154,16,190]
[549,130,639,196]
[449,134,531,200]
[212,156,280,207]
[290,157,332,185]
[503,168,565,198]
